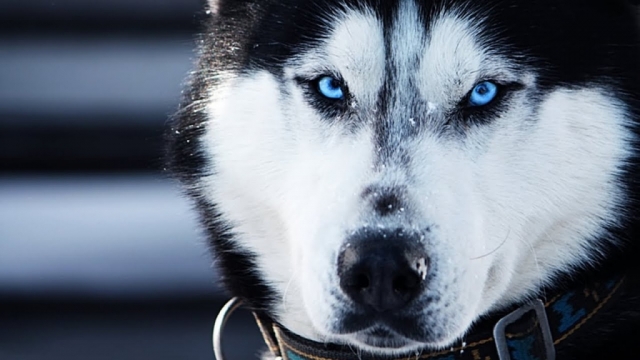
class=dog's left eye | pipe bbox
[316,76,345,100]
[468,81,499,107]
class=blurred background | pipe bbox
[0,1,264,359]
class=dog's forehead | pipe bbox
[256,0,486,64]
[287,1,491,107]
[327,3,488,102]
[234,0,638,85]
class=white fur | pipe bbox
[199,0,633,355]
[290,6,385,108]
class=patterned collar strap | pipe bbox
[253,276,625,360]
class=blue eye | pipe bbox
[317,76,344,100]
[469,81,498,107]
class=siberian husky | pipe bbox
[168,0,640,359]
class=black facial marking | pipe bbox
[362,185,407,216]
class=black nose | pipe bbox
[338,229,428,313]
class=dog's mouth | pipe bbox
[329,303,466,351]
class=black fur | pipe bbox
[166,0,278,311]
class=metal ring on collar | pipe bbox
[213,297,244,360]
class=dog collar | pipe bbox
[213,276,625,360]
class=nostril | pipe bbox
[353,272,370,291]
[392,272,420,295]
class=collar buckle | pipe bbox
[493,299,556,360]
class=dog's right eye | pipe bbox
[314,75,345,100]
[468,81,499,107]
[295,75,350,118]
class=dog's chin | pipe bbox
[348,327,425,354]
[325,310,464,354]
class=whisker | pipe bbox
[282,272,296,311]
[470,229,510,260]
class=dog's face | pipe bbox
[169,0,639,354]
